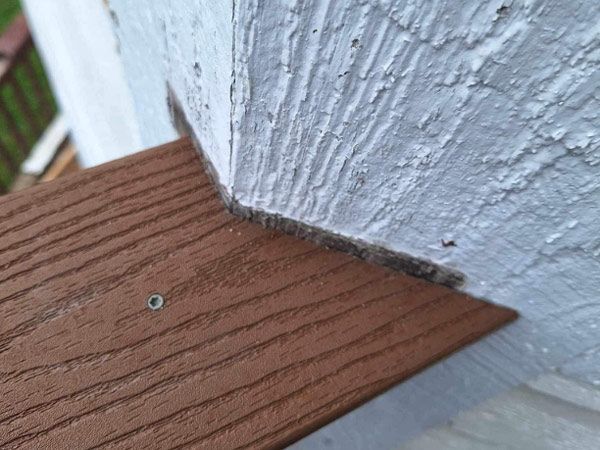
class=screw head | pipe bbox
[147,293,165,311]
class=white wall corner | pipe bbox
[229,0,600,328]
[108,0,234,193]
[228,0,600,446]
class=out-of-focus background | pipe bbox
[0,0,19,31]
[0,0,61,192]
[0,0,147,194]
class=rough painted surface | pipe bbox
[231,0,600,446]
[21,0,143,167]
[108,0,233,188]
[232,4,600,347]
[232,0,600,320]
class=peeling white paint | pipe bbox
[109,0,233,188]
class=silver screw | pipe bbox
[147,293,165,311]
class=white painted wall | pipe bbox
[34,0,600,447]
[232,1,600,446]
[22,0,144,167]
[233,0,600,323]
[108,0,233,189]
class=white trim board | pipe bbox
[21,114,68,175]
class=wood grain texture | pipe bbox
[0,138,516,449]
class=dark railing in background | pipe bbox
[0,14,57,193]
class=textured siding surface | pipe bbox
[232,0,599,325]
[232,2,600,446]
[401,373,600,450]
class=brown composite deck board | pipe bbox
[0,138,516,449]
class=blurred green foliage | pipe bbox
[0,1,57,191]
[0,0,21,32]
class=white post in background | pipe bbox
[21,0,148,167]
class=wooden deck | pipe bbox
[0,138,516,448]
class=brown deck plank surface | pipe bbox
[0,138,516,449]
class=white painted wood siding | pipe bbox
[401,373,600,450]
